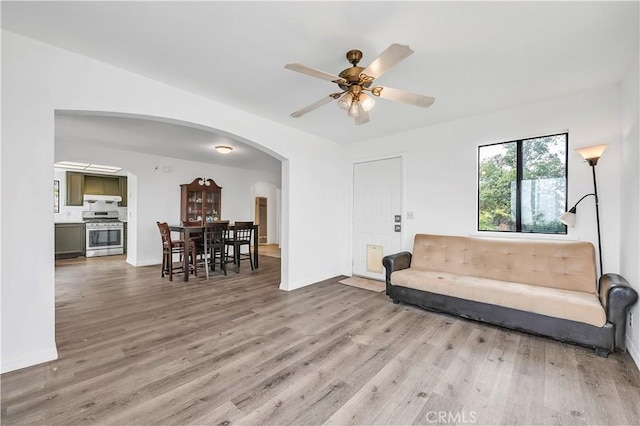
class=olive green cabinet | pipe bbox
[84,174,120,196]
[55,223,86,259]
[65,172,128,207]
[118,176,127,207]
[66,172,85,206]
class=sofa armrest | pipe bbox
[599,273,639,351]
[382,251,412,296]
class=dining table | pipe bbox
[169,222,260,282]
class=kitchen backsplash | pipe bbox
[55,200,127,222]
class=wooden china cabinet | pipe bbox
[180,178,222,224]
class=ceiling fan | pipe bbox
[284,43,435,126]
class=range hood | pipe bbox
[83,194,122,203]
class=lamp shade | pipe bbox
[359,93,375,112]
[559,210,577,227]
[576,144,607,165]
[337,93,352,110]
[347,101,360,118]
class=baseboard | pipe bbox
[1,346,58,374]
[280,271,342,291]
[626,335,639,371]
[127,258,161,267]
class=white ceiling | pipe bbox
[54,112,282,175]
[3,1,639,159]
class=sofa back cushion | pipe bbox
[410,234,597,293]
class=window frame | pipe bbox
[477,132,569,235]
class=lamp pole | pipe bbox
[589,161,604,281]
[572,143,607,290]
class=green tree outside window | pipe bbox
[478,133,567,234]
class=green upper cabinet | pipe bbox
[84,174,120,195]
[118,176,127,207]
[66,171,84,206]
[65,171,127,207]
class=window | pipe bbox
[478,133,568,234]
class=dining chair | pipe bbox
[157,221,197,281]
[225,221,254,272]
[181,220,205,269]
[203,221,229,278]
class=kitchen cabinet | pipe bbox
[64,172,127,207]
[66,172,85,206]
[118,176,128,207]
[84,174,120,196]
[180,178,222,224]
[55,223,86,259]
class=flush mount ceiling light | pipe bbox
[215,145,233,154]
[54,161,122,173]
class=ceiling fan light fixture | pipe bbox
[347,100,360,118]
[215,145,233,154]
[360,93,375,112]
[285,44,434,124]
[337,93,352,110]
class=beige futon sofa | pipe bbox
[382,234,638,356]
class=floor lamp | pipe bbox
[560,144,607,285]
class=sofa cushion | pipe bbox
[390,269,606,327]
[410,234,597,293]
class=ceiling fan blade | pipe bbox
[375,86,435,108]
[361,44,414,80]
[284,63,345,83]
[354,103,370,126]
[290,94,339,118]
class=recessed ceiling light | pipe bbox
[215,145,233,154]
[54,163,87,170]
[54,161,122,173]
[86,165,122,173]
[56,161,89,168]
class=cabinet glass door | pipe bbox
[187,190,205,222]
[204,192,219,221]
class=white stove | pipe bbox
[82,211,124,257]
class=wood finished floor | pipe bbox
[2,255,640,426]
[259,244,281,259]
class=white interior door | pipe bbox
[352,157,402,280]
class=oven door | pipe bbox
[86,226,124,257]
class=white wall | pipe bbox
[346,85,623,276]
[1,31,350,373]
[620,54,640,367]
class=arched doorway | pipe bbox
[55,110,285,276]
